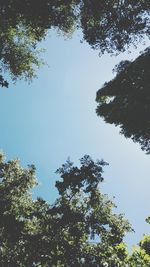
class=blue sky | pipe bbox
[0,30,150,248]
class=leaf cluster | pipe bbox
[96,47,150,153]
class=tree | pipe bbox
[0,153,132,266]
[96,47,150,153]
[52,155,131,266]
[0,0,149,86]
[80,0,150,54]
[0,0,79,86]
[129,219,150,266]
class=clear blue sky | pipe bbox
[0,30,149,248]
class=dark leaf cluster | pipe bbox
[96,47,150,153]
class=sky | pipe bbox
[0,30,150,249]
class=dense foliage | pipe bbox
[0,0,149,86]
[0,153,133,266]
[96,48,150,153]
[1,153,150,266]
[80,0,150,54]
[0,0,79,86]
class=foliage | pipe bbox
[129,247,150,267]
[96,47,150,153]
[129,225,150,267]
[0,153,132,266]
[0,0,149,86]
[0,0,79,86]
[80,0,150,54]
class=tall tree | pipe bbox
[52,155,131,266]
[96,48,150,153]
[0,153,132,266]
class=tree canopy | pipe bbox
[1,153,150,266]
[0,153,133,266]
[80,0,150,54]
[0,0,79,86]
[96,48,150,153]
[0,0,149,86]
